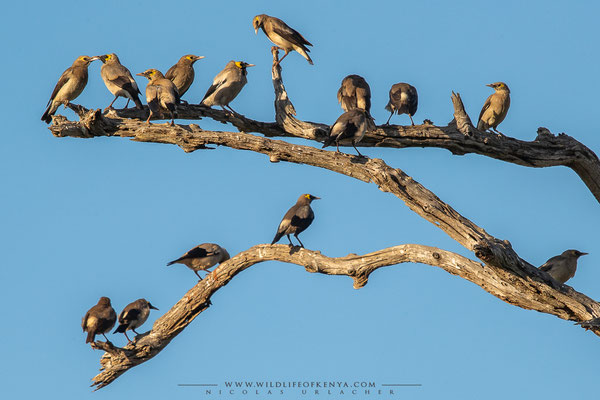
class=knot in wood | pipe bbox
[348,268,356,276]
[432,252,440,260]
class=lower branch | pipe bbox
[90,243,600,390]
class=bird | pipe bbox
[477,82,511,135]
[272,194,320,248]
[322,109,369,157]
[97,53,143,111]
[82,297,117,345]
[136,69,180,125]
[539,249,588,284]
[337,74,372,115]
[113,299,158,343]
[41,55,99,124]
[384,83,418,126]
[167,243,230,280]
[165,54,205,101]
[200,61,254,113]
[253,14,313,66]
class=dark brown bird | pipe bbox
[165,54,205,101]
[113,299,158,343]
[41,55,99,123]
[98,53,143,111]
[322,109,369,157]
[272,194,320,248]
[385,83,418,125]
[136,69,180,125]
[253,14,313,66]
[337,74,371,115]
[82,297,117,345]
[477,82,511,135]
[539,249,588,284]
[168,243,230,280]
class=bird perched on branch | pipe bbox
[165,54,205,101]
[113,299,158,343]
[384,83,418,126]
[167,243,230,280]
[272,194,320,248]
[477,82,510,135]
[82,297,116,345]
[253,14,313,66]
[539,249,588,284]
[323,109,370,157]
[136,69,180,125]
[337,74,372,115]
[200,61,254,113]
[98,53,143,111]
[41,55,99,123]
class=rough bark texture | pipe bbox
[46,49,600,390]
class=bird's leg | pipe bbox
[286,234,294,246]
[385,112,393,125]
[352,140,364,157]
[132,329,140,335]
[102,333,111,342]
[225,105,237,115]
[63,101,71,110]
[124,98,131,109]
[294,234,305,248]
[274,50,290,67]
[492,127,505,136]
[104,96,119,112]
[124,331,132,343]
[146,111,154,125]
[335,137,341,153]
[409,115,415,126]
[194,270,202,280]
[169,112,175,126]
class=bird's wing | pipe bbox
[478,94,493,123]
[539,255,562,271]
[271,22,312,47]
[202,76,227,102]
[120,308,141,324]
[290,206,314,231]
[146,85,161,114]
[165,64,178,80]
[82,311,90,330]
[185,246,214,259]
[47,68,73,104]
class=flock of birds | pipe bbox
[60,14,588,345]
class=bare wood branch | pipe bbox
[88,243,600,389]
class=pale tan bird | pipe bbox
[98,53,143,111]
[272,194,320,248]
[337,75,371,115]
[200,61,254,113]
[82,297,116,345]
[168,243,230,280]
[322,109,370,157]
[165,54,205,101]
[253,14,313,66]
[539,249,588,284]
[136,69,180,125]
[477,82,511,135]
[42,55,99,123]
[113,299,158,343]
[385,83,418,126]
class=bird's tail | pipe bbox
[85,330,95,344]
[271,231,283,245]
[133,95,143,110]
[167,258,180,266]
[384,102,393,113]
[476,119,486,131]
[296,47,313,65]
[113,324,127,334]
[321,136,335,148]
[41,101,57,124]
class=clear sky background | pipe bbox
[2,0,599,398]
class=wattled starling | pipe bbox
[82,297,117,345]
[539,249,588,284]
[337,74,371,115]
[477,82,510,135]
[200,61,254,113]
[165,54,205,101]
[253,14,313,66]
[272,194,320,248]
[322,109,369,157]
[97,53,143,111]
[385,83,418,126]
[136,69,180,125]
[113,299,158,343]
[41,55,99,123]
[168,243,230,280]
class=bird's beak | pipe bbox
[486,83,494,87]
[90,56,100,61]
[254,27,258,34]
[313,196,321,200]
[196,56,205,60]
[136,72,144,76]
[246,64,256,67]
[580,252,589,256]
[149,303,159,310]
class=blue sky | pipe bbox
[2,0,599,398]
